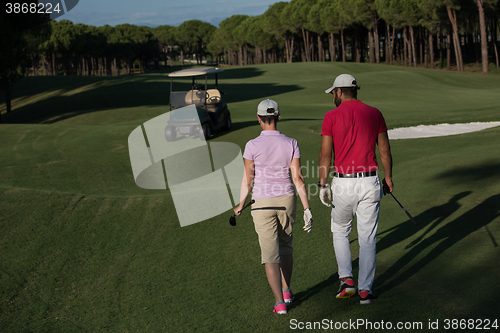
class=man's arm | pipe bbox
[318,135,334,207]
[377,131,393,192]
[319,135,333,185]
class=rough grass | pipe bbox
[1,62,499,332]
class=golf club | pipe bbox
[383,180,418,226]
[229,199,255,226]
[389,192,418,226]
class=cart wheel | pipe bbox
[223,113,232,130]
[165,125,176,142]
[200,123,211,140]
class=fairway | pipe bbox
[1,62,499,332]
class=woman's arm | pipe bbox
[234,158,254,215]
[290,158,309,210]
[291,157,313,232]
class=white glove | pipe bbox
[319,186,332,207]
[303,208,313,233]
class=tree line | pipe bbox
[2,0,500,120]
[12,19,216,77]
[1,12,215,117]
[209,0,499,74]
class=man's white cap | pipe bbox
[325,74,358,93]
[257,99,280,116]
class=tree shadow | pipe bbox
[375,193,500,293]
[223,83,304,105]
[208,119,320,140]
[433,159,500,184]
[2,75,302,124]
[219,66,266,80]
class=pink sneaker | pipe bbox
[273,302,287,314]
[283,290,295,304]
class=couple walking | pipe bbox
[234,74,393,314]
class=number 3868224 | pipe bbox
[6,2,62,14]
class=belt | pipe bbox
[334,171,377,178]
[251,206,286,211]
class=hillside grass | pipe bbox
[1,62,499,332]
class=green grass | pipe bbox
[1,62,499,332]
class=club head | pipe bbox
[229,215,236,226]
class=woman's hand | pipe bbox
[303,208,313,233]
[233,204,244,216]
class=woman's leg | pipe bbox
[265,254,293,303]
[277,194,296,292]
[265,263,284,303]
[280,254,293,290]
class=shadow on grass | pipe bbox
[1,66,299,124]
[372,160,500,294]
[280,161,500,308]
[433,159,500,184]
[377,191,472,254]
[336,192,472,295]
[208,119,319,140]
[287,273,339,311]
[375,193,500,294]
[3,79,302,124]
[220,66,266,80]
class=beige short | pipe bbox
[251,194,297,264]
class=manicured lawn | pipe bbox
[1,62,499,332]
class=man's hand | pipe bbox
[382,178,394,195]
[319,186,332,207]
[303,208,313,233]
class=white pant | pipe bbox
[330,174,383,291]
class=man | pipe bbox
[318,74,393,304]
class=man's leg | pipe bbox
[331,178,357,279]
[356,176,382,291]
[356,201,379,291]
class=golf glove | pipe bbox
[303,208,313,233]
[319,186,332,207]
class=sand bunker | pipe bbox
[388,122,500,140]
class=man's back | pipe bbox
[321,100,387,174]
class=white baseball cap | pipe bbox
[325,74,359,93]
[257,99,280,116]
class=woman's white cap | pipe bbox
[257,99,280,116]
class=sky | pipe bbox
[56,0,284,27]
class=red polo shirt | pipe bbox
[321,100,387,174]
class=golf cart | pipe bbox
[167,67,231,141]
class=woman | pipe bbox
[233,99,313,315]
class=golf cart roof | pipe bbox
[168,67,224,77]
